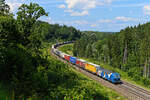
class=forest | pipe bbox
[0,1,126,100]
[73,24,150,88]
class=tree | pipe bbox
[0,0,10,16]
[17,3,48,46]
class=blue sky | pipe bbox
[5,0,150,32]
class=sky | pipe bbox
[5,0,150,32]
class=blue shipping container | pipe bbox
[70,57,76,64]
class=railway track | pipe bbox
[51,43,150,100]
[118,81,150,100]
[122,81,150,96]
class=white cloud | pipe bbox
[6,0,22,12]
[65,9,89,16]
[40,17,54,24]
[58,4,66,9]
[46,17,53,24]
[64,0,96,16]
[115,16,138,22]
[66,0,97,10]
[71,10,89,16]
[98,17,139,25]
[143,5,150,15]
[64,0,115,16]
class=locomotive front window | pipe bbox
[114,74,120,78]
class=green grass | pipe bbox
[58,44,73,55]
[58,44,150,91]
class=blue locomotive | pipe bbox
[97,68,121,83]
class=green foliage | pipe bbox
[0,2,125,100]
[0,0,11,16]
[0,83,11,100]
[0,2,118,100]
[73,24,150,89]
[17,3,48,25]
[0,16,21,46]
[17,3,48,46]
[44,24,81,42]
[59,44,73,55]
[0,2,48,99]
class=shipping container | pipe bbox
[76,59,86,68]
[70,57,76,64]
[64,54,70,61]
[85,62,97,73]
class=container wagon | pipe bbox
[64,54,71,61]
[85,62,97,74]
[76,59,86,68]
[70,57,77,64]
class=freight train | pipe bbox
[52,42,121,84]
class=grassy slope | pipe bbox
[58,44,126,100]
[58,44,150,91]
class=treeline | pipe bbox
[73,24,150,86]
[73,32,110,58]
[48,24,81,42]
[38,21,81,42]
[0,1,81,99]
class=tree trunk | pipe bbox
[143,59,147,77]
[147,58,150,78]
[123,44,128,64]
